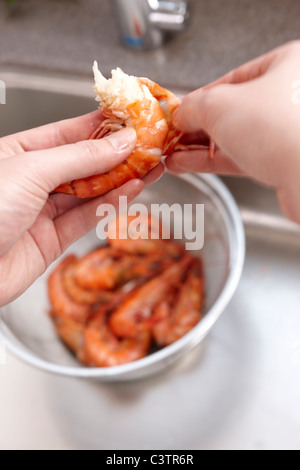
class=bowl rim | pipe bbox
[0,173,246,378]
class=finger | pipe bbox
[172,85,238,134]
[19,127,137,193]
[165,149,244,176]
[46,163,161,217]
[0,110,104,156]
[48,162,164,220]
[143,162,165,186]
[44,194,88,220]
[54,179,144,252]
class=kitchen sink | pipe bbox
[0,68,300,450]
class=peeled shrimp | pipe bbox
[54,64,182,198]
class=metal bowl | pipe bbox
[0,173,245,381]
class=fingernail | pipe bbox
[106,128,137,152]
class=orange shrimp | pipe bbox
[107,214,163,241]
[152,259,204,346]
[73,247,172,291]
[50,291,133,357]
[108,237,184,259]
[79,307,151,367]
[107,214,184,259]
[49,256,133,355]
[50,314,84,355]
[62,257,116,305]
[109,256,193,339]
[54,64,182,198]
[71,247,120,291]
[48,256,91,324]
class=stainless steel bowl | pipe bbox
[0,173,245,381]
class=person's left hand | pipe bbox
[0,111,164,307]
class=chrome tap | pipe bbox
[110,0,190,50]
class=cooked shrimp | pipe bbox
[79,307,151,367]
[109,256,193,339]
[73,247,171,291]
[48,256,91,324]
[108,237,184,259]
[71,247,119,291]
[107,213,184,259]
[107,214,163,242]
[152,259,204,346]
[54,64,182,198]
[50,313,84,355]
[62,257,116,305]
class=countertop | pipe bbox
[0,0,300,89]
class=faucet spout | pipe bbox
[110,0,190,50]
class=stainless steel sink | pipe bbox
[1,69,300,450]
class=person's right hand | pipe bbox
[166,41,300,223]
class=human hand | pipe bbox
[166,41,300,223]
[0,111,163,307]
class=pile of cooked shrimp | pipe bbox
[48,217,204,368]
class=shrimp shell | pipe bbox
[62,258,116,305]
[79,307,151,367]
[109,256,193,339]
[73,247,172,291]
[152,258,204,346]
[48,256,91,324]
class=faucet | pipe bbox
[110,0,190,50]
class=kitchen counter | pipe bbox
[0,0,300,89]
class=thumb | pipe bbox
[17,127,137,194]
